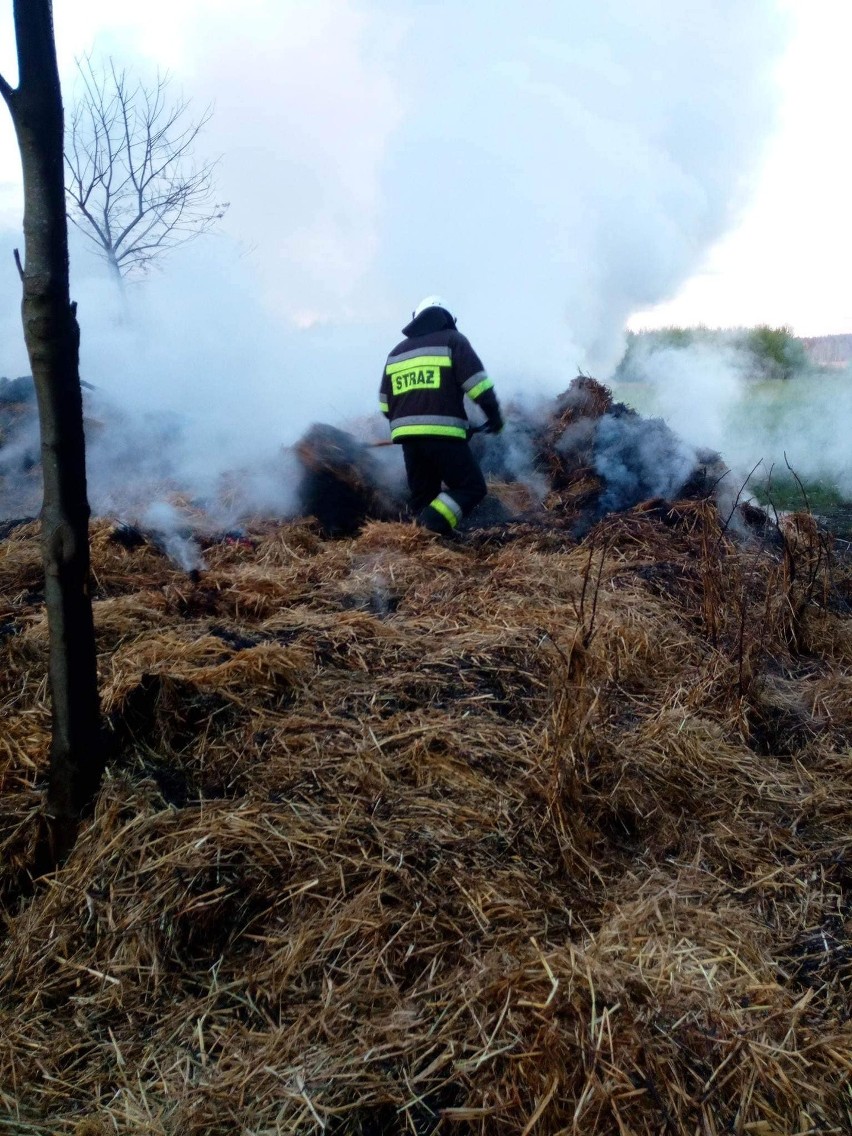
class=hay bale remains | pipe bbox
[293,377,729,541]
[295,423,406,536]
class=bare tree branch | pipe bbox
[64,54,228,282]
[0,70,14,105]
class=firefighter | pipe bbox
[379,296,504,535]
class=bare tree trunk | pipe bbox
[106,251,123,288]
[1,1,103,859]
[104,250,129,323]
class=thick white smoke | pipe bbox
[0,0,790,520]
[615,341,852,500]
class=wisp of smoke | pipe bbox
[140,501,206,574]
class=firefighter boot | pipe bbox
[416,504,456,536]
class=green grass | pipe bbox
[749,475,848,513]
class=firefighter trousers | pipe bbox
[401,437,487,533]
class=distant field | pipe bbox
[611,372,852,536]
[612,370,852,419]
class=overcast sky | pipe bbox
[0,0,848,424]
[630,0,852,336]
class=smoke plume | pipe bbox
[0,1,790,520]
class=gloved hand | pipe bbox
[483,411,504,435]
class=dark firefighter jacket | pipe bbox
[379,307,501,442]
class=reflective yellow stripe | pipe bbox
[379,400,389,412]
[386,355,451,376]
[390,424,468,440]
[430,497,459,528]
[468,377,494,400]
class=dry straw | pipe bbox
[0,468,850,1133]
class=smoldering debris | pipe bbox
[294,423,407,537]
[0,376,36,405]
[0,370,761,544]
[0,516,35,541]
[108,522,148,550]
[0,377,41,519]
[594,413,714,514]
[140,502,207,575]
[294,376,730,537]
[540,376,726,518]
[105,510,207,577]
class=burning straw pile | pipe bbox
[293,377,729,539]
[1,405,851,1133]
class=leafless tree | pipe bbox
[65,55,228,283]
[0,1,104,859]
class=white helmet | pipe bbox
[413,295,451,319]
